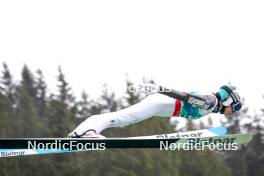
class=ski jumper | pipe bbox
[72,93,218,135]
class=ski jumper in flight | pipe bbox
[68,84,242,138]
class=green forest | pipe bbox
[0,62,263,176]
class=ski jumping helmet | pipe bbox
[216,85,242,114]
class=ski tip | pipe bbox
[208,127,227,136]
[243,133,253,143]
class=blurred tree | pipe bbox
[21,65,37,98]
[76,91,91,119]
[178,150,231,176]
[221,108,250,176]
[0,62,15,137]
[0,62,15,102]
[47,66,76,137]
[100,83,118,112]
[35,69,47,117]
[245,125,264,176]
[13,65,42,137]
[242,104,264,176]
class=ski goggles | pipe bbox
[231,101,242,112]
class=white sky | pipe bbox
[0,0,264,117]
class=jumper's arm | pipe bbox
[139,84,218,111]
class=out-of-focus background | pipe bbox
[0,0,264,176]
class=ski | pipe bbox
[0,127,227,157]
[0,133,252,158]
[128,127,227,139]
